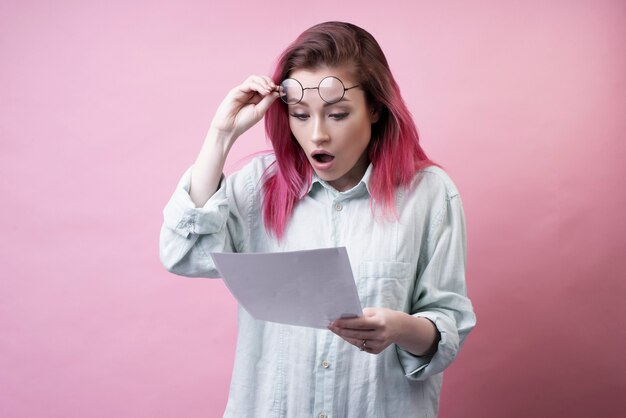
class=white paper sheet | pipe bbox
[210,247,362,328]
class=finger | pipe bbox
[230,77,271,101]
[245,76,274,95]
[331,332,358,348]
[336,334,380,354]
[331,317,376,330]
[251,80,273,96]
[331,327,384,347]
[329,328,364,347]
[253,89,279,115]
[354,338,385,354]
[260,75,277,89]
[362,307,378,317]
[245,74,274,88]
[351,338,379,353]
[333,327,376,341]
[344,337,363,349]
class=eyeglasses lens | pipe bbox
[318,76,344,104]
[279,79,302,105]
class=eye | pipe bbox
[329,112,349,121]
[289,112,309,121]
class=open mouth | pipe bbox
[312,151,335,163]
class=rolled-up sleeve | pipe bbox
[159,163,253,278]
[397,192,476,380]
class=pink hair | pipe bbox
[263,21,436,239]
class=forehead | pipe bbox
[288,65,358,87]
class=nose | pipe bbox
[311,116,330,146]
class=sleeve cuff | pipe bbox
[162,166,229,238]
[396,312,460,381]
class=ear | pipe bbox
[369,106,381,124]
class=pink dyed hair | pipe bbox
[263,21,435,238]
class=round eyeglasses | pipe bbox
[278,76,360,105]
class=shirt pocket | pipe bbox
[357,261,413,311]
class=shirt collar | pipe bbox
[308,163,374,198]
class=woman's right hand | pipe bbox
[190,76,279,208]
[208,75,279,144]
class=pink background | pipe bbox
[2,1,625,417]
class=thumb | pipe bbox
[362,308,377,317]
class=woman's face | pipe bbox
[287,66,378,192]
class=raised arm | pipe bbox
[190,75,279,207]
[159,76,279,277]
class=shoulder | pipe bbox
[412,165,460,201]
[235,152,276,177]
[227,153,277,191]
[396,164,462,218]
[400,165,465,232]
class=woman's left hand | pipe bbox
[328,307,401,354]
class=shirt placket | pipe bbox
[313,329,337,418]
[313,193,347,418]
[331,196,345,247]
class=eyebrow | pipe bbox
[293,98,352,108]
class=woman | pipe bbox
[160,21,476,418]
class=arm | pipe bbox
[398,192,476,379]
[159,76,279,276]
[191,76,279,207]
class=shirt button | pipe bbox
[322,360,330,369]
[334,202,343,211]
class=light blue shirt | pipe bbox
[160,154,476,418]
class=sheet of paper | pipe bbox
[210,247,362,328]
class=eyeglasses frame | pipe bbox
[278,76,360,105]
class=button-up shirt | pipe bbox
[160,154,476,418]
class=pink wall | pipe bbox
[2,1,625,417]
